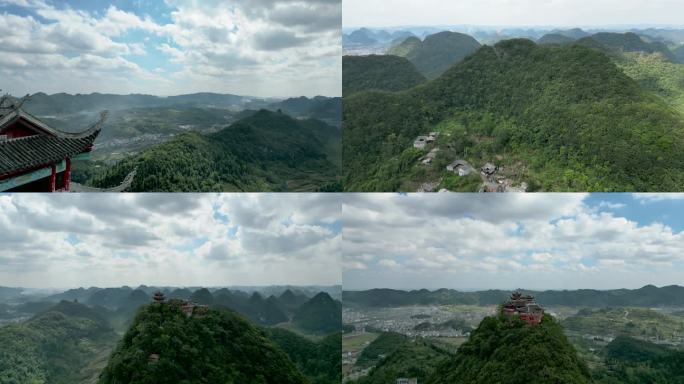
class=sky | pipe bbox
[343,193,684,291]
[0,0,341,97]
[0,193,341,288]
[343,0,684,29]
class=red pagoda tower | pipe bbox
[502,290,544,326]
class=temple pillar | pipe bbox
[49,164,56,192]
[63,158,72,191]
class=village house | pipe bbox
[396,378,418,384]
[446,160,473,176]
[413,136,429,149]
[420,148,439,165]
[481,163,497,176]
[148,353,160,364]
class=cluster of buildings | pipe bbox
[152,291,209,318]
[502,291,544,326]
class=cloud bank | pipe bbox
[343,0,684,28]
[343,194,684,290]
[0,0,341,97]
[0,193,341,288]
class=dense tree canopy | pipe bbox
[0,301,117,384]
[98,301,307,384]
[426,314,592,384]
[343,39,684,191]
[392,32,482,79]
[293,293,342,334]
[91,110,341,192]
[266,328,341,384]
[343,55,426,96]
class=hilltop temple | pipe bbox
[502,290,544,326]
[0,96,135,192]
[152,291,208,317]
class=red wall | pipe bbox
[0,122,39,139]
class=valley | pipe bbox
[342,287,684,383]
[17,92,342,192]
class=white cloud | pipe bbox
[0,0,341,97]
[633,193,684,203]
[343,194,684,290]
[0,194,341,288]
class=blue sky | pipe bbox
[343,193,684,291]
[0,194,341,288]
[0,0,341,97]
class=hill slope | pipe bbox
[594,336,684,383]
[293,292,341,334]
[387,36,422,57]
[91,110,341,192]
[426,314,591,384]
[0,301,117,384]
[396,32,482,79]
[353,337,452,384]
[538,33,576,45]
[343,55,426,96]
[343,39,684,191]
[266,328,341,384]
[98,300,306,384]
[579,32,678,62]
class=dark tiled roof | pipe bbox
[0,130,100,177]
[0,109,107,139]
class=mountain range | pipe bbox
[343,285,684,308]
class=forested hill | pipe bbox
[343,285,684,308]
[293,292,342,334]
[538,33,576,45]
[98,301,307,384]
[578,32,679,63]
[391,31,482,79]
[343,38,684,191]
[90,109,341,192]
[426,314,591,384]
[266,328,341,384]
[0,301,117,384]
[594,336,684,382]
[343,55,426,96]
[349,332,452,384]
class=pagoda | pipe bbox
[502,290,544,326]
[0,95,134,192]
[153,292,165,303]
